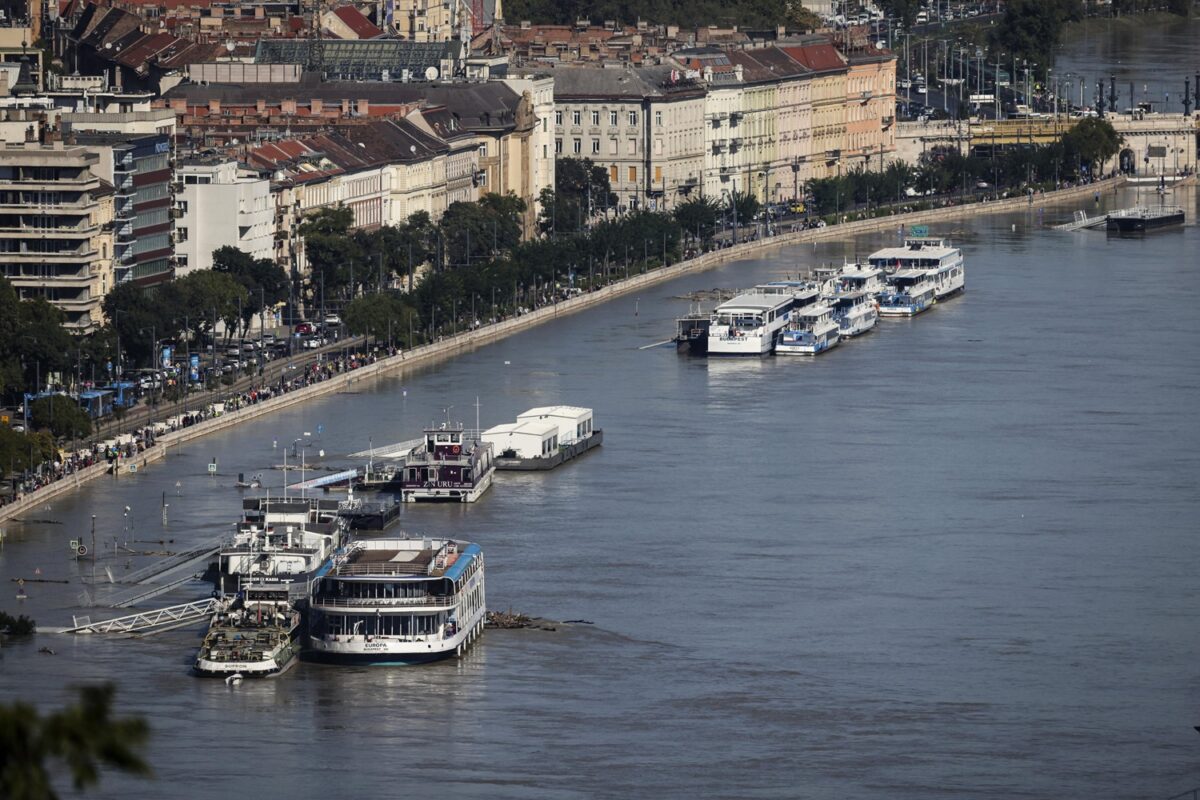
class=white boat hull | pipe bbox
[402,470,493,503]
[878,301,931,317]
[932,271,965,299]
[776,335,840,356]
[707,332,775,356]
[837,308,879,337]
[306,616,486,665]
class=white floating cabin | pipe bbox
[483,406,602,471]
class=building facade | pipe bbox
[174,158,274,274]
[0,142,114,330]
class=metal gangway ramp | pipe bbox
[1054,210,1109,231]
[62,598,220,635]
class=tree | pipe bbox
[28,396,92,439]
[343,291,417,341]
[729,191,761,226]
[211,246,287,334]
[439,193,525,267]
[298,206,360,302]
[538,158,616,234]
[673,196,722,244]
[0,427,56,480]
[0,684,150,799]
[1062,117,1122,176]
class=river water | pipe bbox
[3,33,1200,800]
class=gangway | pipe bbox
[1053,210,1109,231]
[348,438,422,459]
[288,468,359,492]
[61,597,221,635]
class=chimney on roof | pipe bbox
[310,98,322,114]
[341,99,349,115]
[257,98,267,114]
[358,99,369,115]
[282,98,296,114]
[208,98,221,114]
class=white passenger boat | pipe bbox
[777,305,841,355]
[219,497,348,596]
[867,237,965,300]
[821,266,883,336]
[706,282,818,356]
[306,537,486,666]
[878,270,937,316]
[193,583,301,679]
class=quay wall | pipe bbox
[0,176,1123,526]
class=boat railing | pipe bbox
[220,545,320,556]
[312,594,455,608]
[331,562,432,577]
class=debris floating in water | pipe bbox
[485,610,558,631]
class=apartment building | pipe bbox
[174,157,273,274]
[73,132,175,286]
[543,65,705,213]
[0,142,114,331]
[781,41,849,181]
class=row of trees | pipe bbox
[803,118,1122,217]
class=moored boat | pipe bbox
[395,424,495,503]
[777,305,841,355]
[305,537,486,666]
[193,583,301,678]
[868,237,965,300]
[483,406,602,470]
[218,497,348,597]
[878,270,936,317]
[1106,205,1185,234]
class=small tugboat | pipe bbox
[396,424,495,503]
[1106,205,1185,235]
[193,583,301,679]
[306,536,486,665]
[483,406,602,470]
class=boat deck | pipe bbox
[336,547,437,576]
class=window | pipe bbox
[627,138,637,155]
[609,138,618,155]
[628,166,637,182]
[542,117,547,132]
[572,110,581,125]
[654,166,662,183]
[628,111,638,126]
[591,110,599,125]
[591,139,600,154]
[555,110,562,125]
[609,110,617,126]
[572,138,581,154]
[543,144,547,158]
[555,138,562,154]
[654,138,663,155]
[609,165,618,182]
[655,110,663,126]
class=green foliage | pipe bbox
[875,0,918,28]
[538,158,616,235]
[343,292,417,340]
[1061,118,1122,174]
[211,247,288,334]
[673,196,722,243]
[0,427,57,480]
[0,277,75,400]
[0,684,151,799]
[299,206,361,300]
[988,0,1082,77]
[729,191,761,225]
[27,396,91,440]
[439,193,525,267]
[0,610,36,636]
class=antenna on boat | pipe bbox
[474,396,480,438]
[443,406,453,428]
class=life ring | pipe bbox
[451,445,461,454]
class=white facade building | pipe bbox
[174,158,273,274]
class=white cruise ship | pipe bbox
[867,237,964,299]
[706,282,818,356]
[306,537,486,666]
[777,305,841,355]
[878,269,937,317]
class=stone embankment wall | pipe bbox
[0,177,1123,526]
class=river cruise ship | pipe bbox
[396,424,495,502]
[878,270,937,317]
[825,290,879,337]
[193,583,301,679]
[777,305,841,355]
[706,282,818,356]
[218,497,348,596]
[868,237,965,299]
[306,537,486,666]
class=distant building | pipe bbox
[174,158,273,274]
[72,132,175,286]
[322,5,385,40]
[0,142,115,330]
[534,64,706,212]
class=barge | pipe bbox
[482,406,602,470]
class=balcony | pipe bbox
[0,223,98,239]
[0,247,98,263]
[0,176,101,193]
[0,197,97,212]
